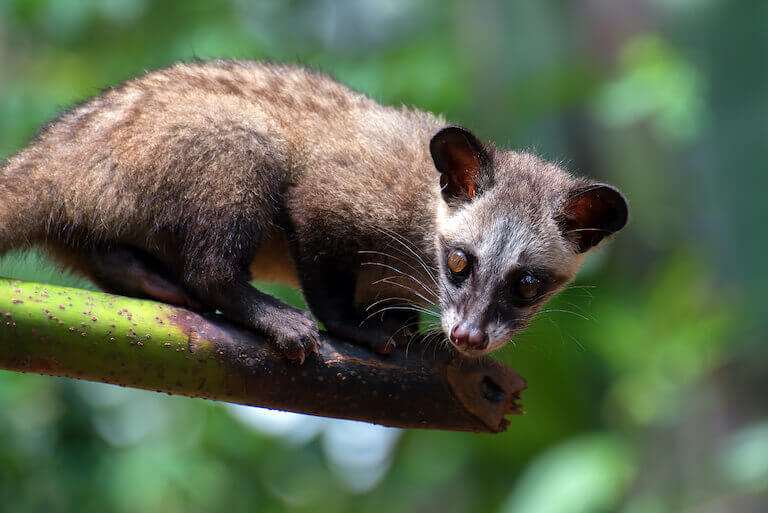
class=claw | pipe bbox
[393,329,411,348]
[283,348,306,365]
[375,338,394,355]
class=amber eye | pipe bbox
[447,249,469,276]
[516,273,540,300]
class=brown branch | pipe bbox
[0,278,525,433]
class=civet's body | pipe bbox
[0,60,628,361]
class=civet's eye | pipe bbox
[515,273,540,300]
[447,249,470,276]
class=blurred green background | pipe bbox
[0,0,766,511]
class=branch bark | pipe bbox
[0,277,525,433]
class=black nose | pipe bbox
[450,322,488,350]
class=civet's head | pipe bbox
[430,127,628,356]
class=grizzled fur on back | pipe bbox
[0,61,441,280]
[0,60,627,358]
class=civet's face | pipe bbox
[430,127,628,355]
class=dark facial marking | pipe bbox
[502,266,566,309]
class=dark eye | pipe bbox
[515,272,540,301]
[447,249,470,277]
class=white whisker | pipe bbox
[361,261,437,302]
[371,226,440,287]
[372,276,437,306]
[535,308,592,321]
[359,249,438,291]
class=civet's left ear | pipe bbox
[558,184,628,253]
[430,126,490,204]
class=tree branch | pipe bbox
[0,278,525,433]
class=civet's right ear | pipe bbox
[558,183,629,253]
[430,126,490,204]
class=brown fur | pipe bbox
[1,61,441,277]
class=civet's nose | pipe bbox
[450,322,488,350]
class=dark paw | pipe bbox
[367,327,411,355]
[371,317,418,354]
[327,322,413,355]
[267,309,320,364]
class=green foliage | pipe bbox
[501,434,634,513]
[594,34,705,144]
[0,0,764,511]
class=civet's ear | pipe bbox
[558,184,628,253]
[430,126,490,203]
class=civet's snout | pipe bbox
[449,321,488,351]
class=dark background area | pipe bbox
[0,0,766,511]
